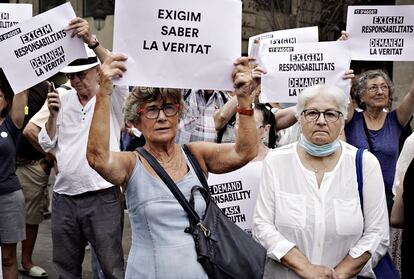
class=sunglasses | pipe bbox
[65,67,95,80]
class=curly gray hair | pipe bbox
[123,87,186,125]
[353,69,394,109]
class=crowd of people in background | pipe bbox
[0,9,414,279]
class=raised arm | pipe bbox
[86,53,134,186]
[213,94,237,130]
[396,79,414,127]
[9,90,28,129]
[65,17,110,63]
[189,57,265,174]
[214,66,265,131]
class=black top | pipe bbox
[0,115,21,195]
[402,158,414,279]
[16,82,48,160]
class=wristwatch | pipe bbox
[88,35,100,49]
[236,105,254,116]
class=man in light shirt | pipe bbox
[37,18,127,278]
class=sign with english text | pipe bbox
[346,5,414,61]
[258,41,351,103]
[113,0,241,90]
[0,2,86,93]
[207,161,262,235]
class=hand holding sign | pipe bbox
[65,17,94,45]
[99,53,128,94]
[232,57,265,104]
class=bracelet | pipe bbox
[236,105,254,116]
[88,38,100,50]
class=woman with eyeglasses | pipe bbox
[345,70,414,213]
[253,84,389,279]
[86,54,265,278]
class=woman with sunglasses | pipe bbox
[253,84,389,279]
[86,54,265,278]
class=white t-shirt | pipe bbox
[38,86,128,195]
[253,141,389,279]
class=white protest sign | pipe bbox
[113,0,241,90]
[259,41,351,103]
[346,5,414,61]
[0,3,32,30]
[248,26,318,56]
[207,161,262,235]
[0,2,86,93]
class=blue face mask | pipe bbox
[298,134,341,157]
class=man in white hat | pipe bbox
[37,17,127,278]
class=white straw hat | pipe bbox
[60,45,99,73]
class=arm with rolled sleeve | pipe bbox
[38,98,58,153]
[38,121,57,152]
[347,151,389,277]
[32,100,56,153]
[253,155,296,261]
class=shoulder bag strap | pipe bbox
[356,148,365,211]
[183,144,209,190]
[361,113,374,152]
[136,147,200,223]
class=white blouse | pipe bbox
[392,132,414,195]
[253,141,389,279]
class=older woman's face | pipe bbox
[136,96,180,145]
[361,76,389,109]
[299,95,344,146]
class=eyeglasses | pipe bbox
[302,109,343,123]
[137,104,180,119]
[366,84,389,94]
[65,68,93,80]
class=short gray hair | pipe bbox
[296,84,349,119]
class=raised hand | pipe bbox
[98,53,128,94]
[65,17,94,45]
[232,57,266,101]
[337,31,349,41]
[46,81,60,117]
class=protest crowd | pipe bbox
[1,1,414,279]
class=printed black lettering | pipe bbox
[160,26,200,37]
[373,16,404,25]
[158,9,201,22]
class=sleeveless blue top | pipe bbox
[125,147,208,279]
[345,110,402,191]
